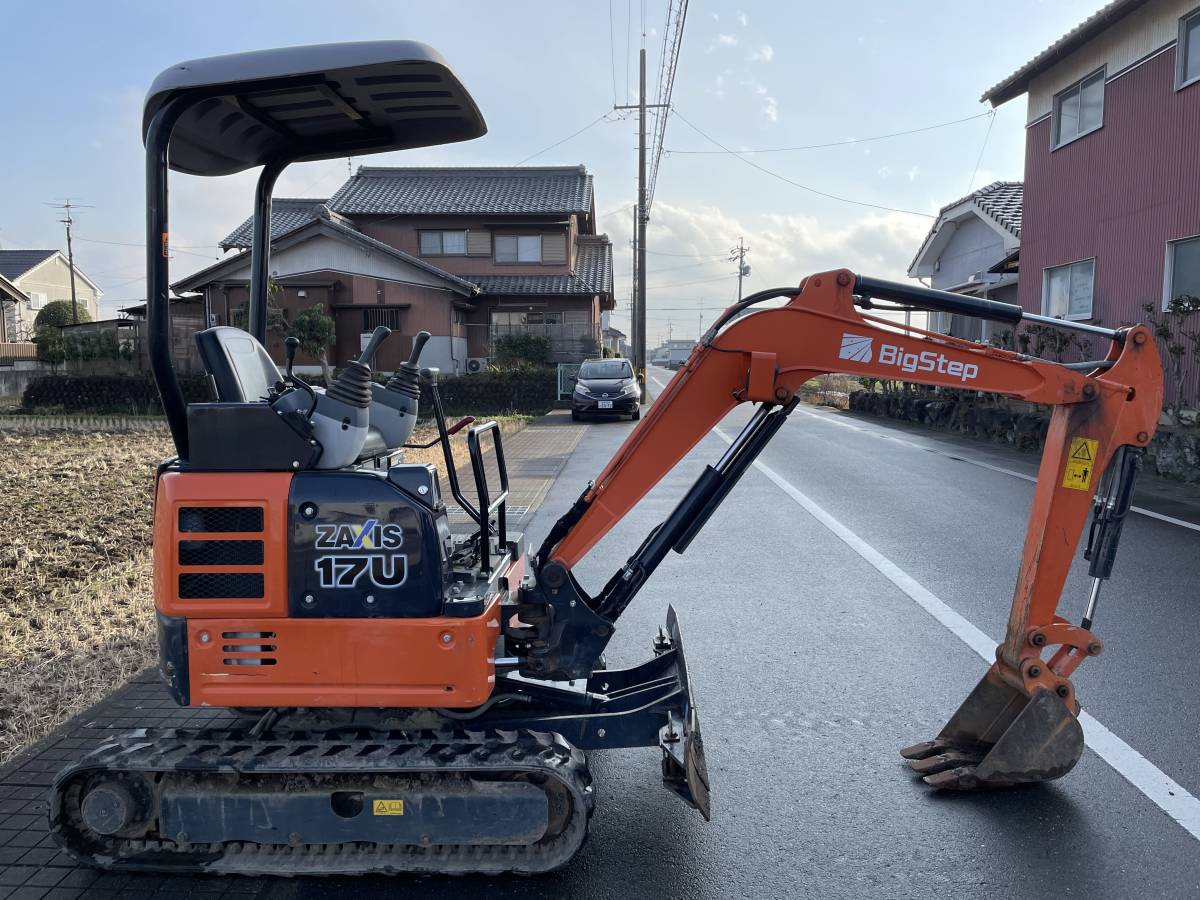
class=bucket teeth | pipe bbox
[902,664,1085,791]
[905,749,983,777]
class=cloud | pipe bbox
[605,200,930,344]
[714,73,726,98]
[737,11,748,26]
[907,165,920,182]
[711,12,719,20]
[748,44,774,63]
[717,33,738,46]
[876,166,892,179]
[762,96,779,123]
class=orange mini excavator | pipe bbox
[51,42,1162,876]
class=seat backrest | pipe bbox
[195,326,282,402]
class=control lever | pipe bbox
[407,331,431,366]
[357,325,392,368]
[284,336,299,379]
[1081,445,1141,629]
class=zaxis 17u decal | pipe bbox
[314,519,408,589]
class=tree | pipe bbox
[33,300,91,333]
[1142,295,1200,423]
[290,304,337,384]
[34,329,67,370]
[494,333,551,367]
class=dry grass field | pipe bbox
[0,418,526,765]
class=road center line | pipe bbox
[792,406,1200,534]
[708,421,1200,843]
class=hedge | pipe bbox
[22,373,212,414]
[418,369,558,416]
[22,369,559,417]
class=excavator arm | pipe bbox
[517,268,1162,790]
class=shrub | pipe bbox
[494,334,550,367]
[418,369,558,416]
[33,300,91,332]
[23,373,211,414]
[290,304,337,383]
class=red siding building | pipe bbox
[983,0,1200,405]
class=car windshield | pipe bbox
[579,360,633,380]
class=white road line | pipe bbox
[710,422,1200,843]
[792,406,1200,535]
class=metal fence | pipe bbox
[488,323,601,364]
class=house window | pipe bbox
[491,310,561,326]
[495,234,543,264]
[362,308,404,330]
[1052,70,1104,148]
[418,230,468,256]
[1165,235,1200,307]
[1180,8,1200,89]
[1042,259,1095,320]
[26,291,47,310]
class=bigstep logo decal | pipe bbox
[838,332,979,382]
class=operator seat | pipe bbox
[195,326,281,403]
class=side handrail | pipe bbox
[467,420,510,577]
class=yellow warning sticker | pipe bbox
[372,799,405,816]
[1062,438,1099,491]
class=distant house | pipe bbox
[908,182,1022,343]
[981,0,1200,399]
[0,250,102,341]
[602,325,627,356]
[175,166,615,374]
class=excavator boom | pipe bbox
[529,268,1161,790]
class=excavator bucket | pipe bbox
[900,663,1085,790]
[658,606,712,819]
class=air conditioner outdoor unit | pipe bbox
[465,357,488,375]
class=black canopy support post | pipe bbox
[249,159,287,343]
[145,96,193,460]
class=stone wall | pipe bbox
[847,390,1200,484]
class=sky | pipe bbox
[0,0,1107,345]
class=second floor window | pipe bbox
[495,234,543,263]
[419,230,467,256]
[1180,8,1200,89]
[1043,259,1095,320]
[1052,70,1104,148]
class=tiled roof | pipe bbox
[219,199,344,250]
[971,181,1023,237]
[0,249,56,280]
[473,235,613,297]
[981,0,1147,105]
[908,182,1022,277]
[329,166,594,216]
[175,211,477,297]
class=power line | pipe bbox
[625,0,632,101]
[513,111,616,166]
[644,248,729,258]
[647,0,688,209]
[670,108,935,219]
[73,235,218,259]
[665,110,994,155]
[967,110,997,193]
[608,0,619,107]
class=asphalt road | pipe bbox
[272,365,1200,899]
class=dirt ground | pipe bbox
[0,418,527,765]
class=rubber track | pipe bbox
[50,726,594,876]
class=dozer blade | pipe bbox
[901,664,1084,790]
[659,605,712,819]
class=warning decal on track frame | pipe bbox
[1062,437,1099,491]
[373,799,405,816]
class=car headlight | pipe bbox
[622,382,641,398]
[573,386,590,398]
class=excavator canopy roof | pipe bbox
[143,41,486,176]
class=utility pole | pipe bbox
[615,51,668,386]
[729,236,751,302]
[47,200,92,324]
